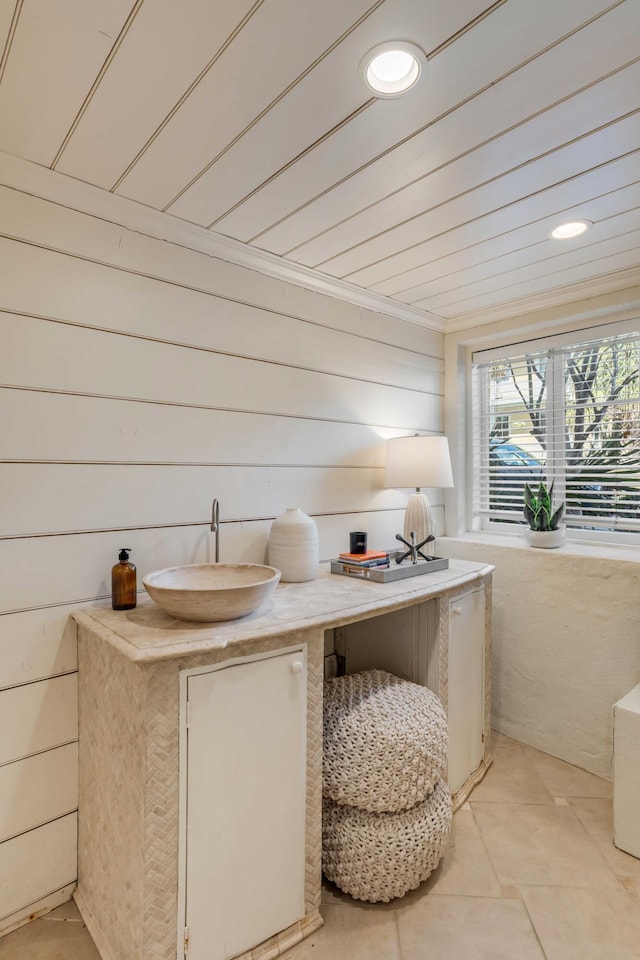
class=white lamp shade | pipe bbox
[384,436,454,490]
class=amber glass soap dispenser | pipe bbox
[112,548,137,610]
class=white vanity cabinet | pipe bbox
[73,559,492,960]
[180,650,307,960]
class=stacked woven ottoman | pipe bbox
[322,669,452,903]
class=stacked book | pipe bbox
[335,550,390,575]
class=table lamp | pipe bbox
[384,435,454,544]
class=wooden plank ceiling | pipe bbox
[0,0,638,330]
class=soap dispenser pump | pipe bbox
[112,548,137,610]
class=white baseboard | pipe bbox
[0,882,76,939]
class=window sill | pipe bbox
[440,532,640,565]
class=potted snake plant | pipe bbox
[523,481,566,548]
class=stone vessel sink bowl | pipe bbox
[142,563,281,623]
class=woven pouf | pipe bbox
[322,779,452,902]
[323,669,448,812]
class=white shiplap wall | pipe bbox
[0,181,444,931]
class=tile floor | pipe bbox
[2,734,639,960]
[0,900,100,960]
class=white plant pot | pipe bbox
[268,507,319,582]
[523,527,566,549]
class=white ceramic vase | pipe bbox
[523,527,566,549]
[268,508,319,582]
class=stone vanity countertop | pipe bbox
[73,559,493,664]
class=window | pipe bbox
[492,414,510,441]
[472,328,640,542]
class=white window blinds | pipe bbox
[472,329,640,537]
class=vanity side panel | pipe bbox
[142,660,181,960]
[304,629,324,916]
[76,624,147,960]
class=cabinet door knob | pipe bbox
[452,606,462,615]
[291,659,304,674]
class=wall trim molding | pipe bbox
[446,266,640,334]
[0,150,445,334]
[448,283,640,348]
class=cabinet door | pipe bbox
[447,588,485,794]
[185,651,306,960]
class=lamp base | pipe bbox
[403,493,435,555]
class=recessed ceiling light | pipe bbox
[551,220,593,239]
[361,42,425,98]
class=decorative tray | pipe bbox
[330,555,449,582]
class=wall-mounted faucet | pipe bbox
[211,498,220,563]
